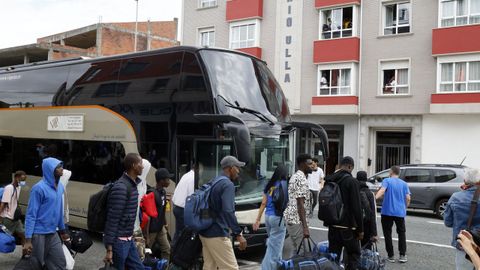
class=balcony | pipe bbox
[236,47,262,59]
[430,93,480,114]
[432,25,480,56]
[315,0,360,9]
[311,96,358,114]
[226,0,263,22]
[313,37,360,64]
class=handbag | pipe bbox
[279,237,342,270]
[12,255,43,270]
[62,244,75,270]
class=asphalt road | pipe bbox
[0,209,458,269]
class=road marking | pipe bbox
[427,221,445,225]
[310,226,454,249]
[237,259,260,266]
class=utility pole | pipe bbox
[134,0,139,52]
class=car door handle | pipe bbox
[425,187,433,191]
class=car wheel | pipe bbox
[435,198,449,219]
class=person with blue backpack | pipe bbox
[197,155,247,270]
[253,165,289,270]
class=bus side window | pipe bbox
[0,137,13,186]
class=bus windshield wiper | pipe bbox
[216,95,275,126]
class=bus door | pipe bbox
[0,137,13,186]
[193,140,234,188]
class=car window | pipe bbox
[403,169,431,183]
[372,170,390,182]
[433,169,456,183]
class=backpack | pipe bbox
[184,175,227,232]
[318,175,348,225]
[272,180,289,225]
[87,179,132,232]
[359,188,373,223]
[171,227,202,268]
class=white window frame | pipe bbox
[318,5,358,40]
[198,27,215,47]
[198,0,217,9]
[317,63,357,96]
[378,59,411,95]
[382,1,412,36]
[437,54,480,93]
[439,0,480,27]
[229,19,261,49]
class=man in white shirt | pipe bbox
[307,158,324,217]
[0,171,27,245]
[171,162,203,243]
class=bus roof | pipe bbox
[0,46,263,73]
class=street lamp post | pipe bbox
[134,0,139,52]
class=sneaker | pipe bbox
[387,256,395,263]
[399,255,408,263]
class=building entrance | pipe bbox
[375,131,411,172]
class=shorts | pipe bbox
[1,217,24,235]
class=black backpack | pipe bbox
[318,175,348,225]
[171,227,202,269]
[87,179,132,232]
[359,188,373,223]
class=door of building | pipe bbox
[375,131,411,172]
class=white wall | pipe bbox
[422,115,480,168]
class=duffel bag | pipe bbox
[171,227,202,269]
[0,225,15,253]
[359,242,385,270]
[70,229,93,254]
[279,237,342,270]
[13,255,42,270]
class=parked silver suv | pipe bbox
[368,164,468,218]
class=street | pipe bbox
[1,209,456,270]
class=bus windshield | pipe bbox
[199,50,291,124]
[235,134,290,205]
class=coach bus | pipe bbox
[0,46,328,247]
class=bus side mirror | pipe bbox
[194,114,251,164]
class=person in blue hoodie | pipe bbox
[23,157,69,270]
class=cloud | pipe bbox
[0,0,181,49]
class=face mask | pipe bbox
[19,181,26,187]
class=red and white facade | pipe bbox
[182,0,480,174]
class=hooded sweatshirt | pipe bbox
[25,157,65,238]
[324,169,364,232]
[134,159,151,232]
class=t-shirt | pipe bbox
[172,170,195,208]
[380,177,411,218]
[308,168,324,191]
[284,170,311,225]
[265,181,280,216]
[0,184,20,220]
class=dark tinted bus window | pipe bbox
[13,138,125,185]
[181,53,207,92]
[434,169,456,183]
[0,137,13,186]
[0,66,69,107]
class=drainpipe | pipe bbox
[357,3,364,172]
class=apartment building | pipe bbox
[182,0,480,175]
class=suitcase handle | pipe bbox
[296,237,318,255]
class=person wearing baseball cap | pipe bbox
[199,155,247,270]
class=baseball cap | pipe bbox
[155,168,174,180]
[220,156,246,169]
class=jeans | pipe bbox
[112,239,144,270]
[173,206,184,244]
[328,227,361,270]
[262,215,286,270]
[456,249,475,270]
[381,215,406,257]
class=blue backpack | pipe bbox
[184,176,227,232]
[272,180,289,224]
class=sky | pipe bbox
[0,0,182,49]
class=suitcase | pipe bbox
[13,255,43,270]
[279,238,342,270]
[70,229,93,253]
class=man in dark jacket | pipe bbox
[103,153,144,270]
[325,156,364,270]
[357,171,378,249]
